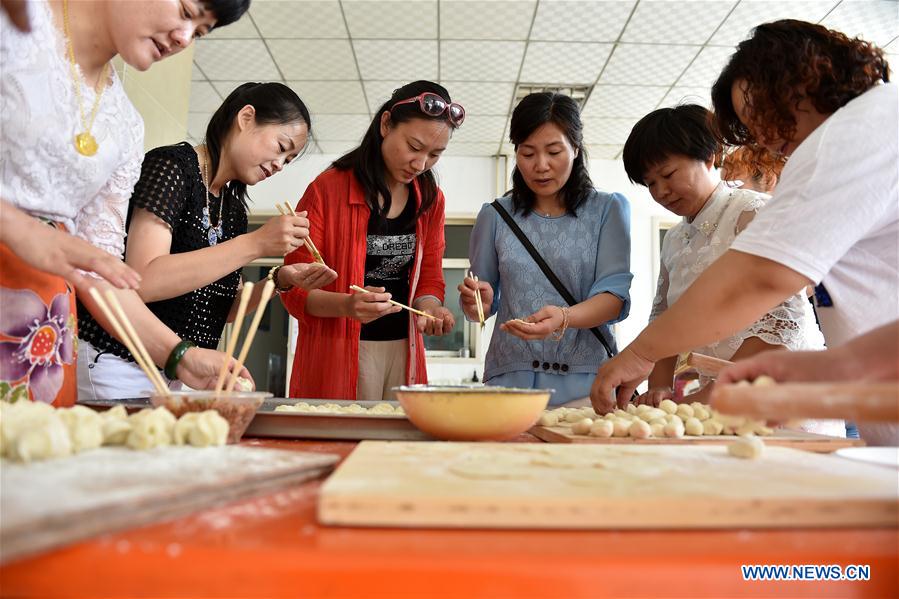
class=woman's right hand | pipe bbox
[175,347,253,390]
[250,212,310,257]
[634,386,674,407]
[345,286,402,324]
[457,276,493,321]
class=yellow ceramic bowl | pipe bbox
[393,385,551,441]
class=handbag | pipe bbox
[491,200,616,358]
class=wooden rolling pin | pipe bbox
[711,382,899,422]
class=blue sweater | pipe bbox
[467,190,633,382]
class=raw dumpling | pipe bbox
[57,405,104,452]
[173,410,228,447]
[127,407,176,450]
[2,401,72,463]
[233,376,254,392]
[728,436,765,459]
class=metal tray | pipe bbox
[244,398,432,441]
[79,397,432,441]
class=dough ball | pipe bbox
[753,375,777,387]
[664,419,685,438]
[571,418,594,435]
[538,412,560,427]
[683,417,704,436]
[659,399,678,415]
[728,436,765,459]
[628,419,652,439]
[625,403,638,415]
[612,418,631,437]
[589,420,614,438]
[702,419,724,436]
[648,418,667,428]
[675,403,695,420]
[57,405,103,453]
[693,405,711,421]
[564,410,587,423]
[650,422,665,438]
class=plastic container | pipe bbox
[149,390,272,444]
[393,385,551,441]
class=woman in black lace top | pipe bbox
[78,83,336,400]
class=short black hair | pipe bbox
[622,104,720,186]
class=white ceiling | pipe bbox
[189,0,899,159]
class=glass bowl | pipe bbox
[393,385,551,441]
[149,390,272,444]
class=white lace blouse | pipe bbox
[0,1,144,258]
[651,183,826,359]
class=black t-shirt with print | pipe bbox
[360,195,417,341]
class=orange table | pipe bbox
[1,438,896,598]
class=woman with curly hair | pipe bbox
[459,92,632,405]
[589,20,897,445]
[719,145,785,193]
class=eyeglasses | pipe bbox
[390,92,465,127]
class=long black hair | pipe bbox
[206,0,251,30]
[204,82,311,207]
[331,80,458,219]
[508,92,593,216]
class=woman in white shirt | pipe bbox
[0,0,251,406]
[621,104,826,417]
[591,20,896,445]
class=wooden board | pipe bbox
[318,441,898,530]
[530,425,865,452]
[1,445,338,564]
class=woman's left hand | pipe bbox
[499,305,563,340]
[416,305,455,336]
[279,262,338,291]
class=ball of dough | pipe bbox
[628,419,652,439]
[233,376,254,392]
[702,419,724,436]
[538,412,560,427]
[693,405,711,421]
[659,399,678,414]
[625,403,638,415]
[675,403,695,420]
[753,375,776,387]
[612,418,631,437]
[650,422,665,438]
[728,436,765,459]
[57,405,104,452]
[589,420,614,438]
[664,419,685,438]
[571,418,594,435]
[648,417,667,428]
[564,410,587,423]
[684,417,704,436]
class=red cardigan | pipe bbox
[281,167,446,400]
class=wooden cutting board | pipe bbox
[318,441,898,530]
[530,425,864,452]
[1,445,338,564]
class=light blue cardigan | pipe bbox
[466,190,633,385]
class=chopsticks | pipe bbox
[215,281,253,394]
[277,201,325,265]
[88,287,168,396]
[349,285,439,321]
[223,279,276,393]
[469,270,485,328]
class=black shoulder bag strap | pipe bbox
[491,200,616,358]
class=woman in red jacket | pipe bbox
[282,81,460,400]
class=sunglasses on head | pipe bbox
[390,92,465,127]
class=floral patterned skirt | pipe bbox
[0,223,77,406]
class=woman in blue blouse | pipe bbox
[459,92,633,405]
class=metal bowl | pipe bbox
[393,385,551,441]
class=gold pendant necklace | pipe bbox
[63,0,109,157]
